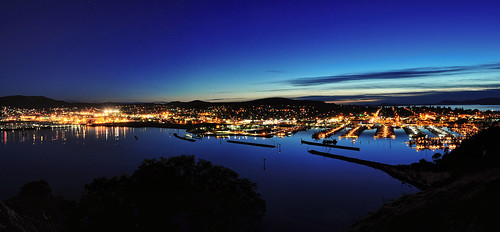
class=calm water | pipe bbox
[0,126,443,231]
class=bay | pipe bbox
[0,126,442,231]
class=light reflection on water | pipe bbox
[0,126,446,231]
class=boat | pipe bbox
[301,139,360,151]
[173,133,196,142]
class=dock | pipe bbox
[226,140,276,148]
[403,125,426,138]
[340,126,367,138]
[173,133,196,142]
[312,125,345,139]
[425,125,454,138]
[301,139,360,151]
[374,125,395,139]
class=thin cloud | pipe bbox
[317,82,500,91]
[287,62,500,86]
[295,88,500,105]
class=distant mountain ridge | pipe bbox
[0,95,330,109]
[3,95,498,108]
[437,98,500,105]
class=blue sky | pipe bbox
[1,0,499,104]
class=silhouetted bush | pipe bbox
[67,155,265,232]
[436,126,500,174]
[407,126,500,174]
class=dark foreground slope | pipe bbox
[351,126,500,232]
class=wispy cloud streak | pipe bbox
[295,88,500,105]
[288,62,500,86]
[318,82,500,91]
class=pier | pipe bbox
[340,126,367,138]
[301,139,360,151]
[374,125,395,139]
[425,125,453,138]
[226,140,276,148]
[312,125,345,139]
[403,125,426,138]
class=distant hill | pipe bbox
[0,95,70,108]
[167,97,330,109]
[167,100,213,108]
[1,95,332,109]
[242,97,327,107]
[438,98,500,105]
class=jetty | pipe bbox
[227,140,276,148]
[301,139,360,151]
[173,133,196,142]
[308,150,437,190]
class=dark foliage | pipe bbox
[67,155,265,232]
[435,126,500,174]
[407,126,500,174]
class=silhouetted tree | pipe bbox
[438,126,500,174]
[67,155,265,232]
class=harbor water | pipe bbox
[0,126,448,231]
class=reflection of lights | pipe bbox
[374,125,395,139]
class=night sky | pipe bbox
[1,0,500,104]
